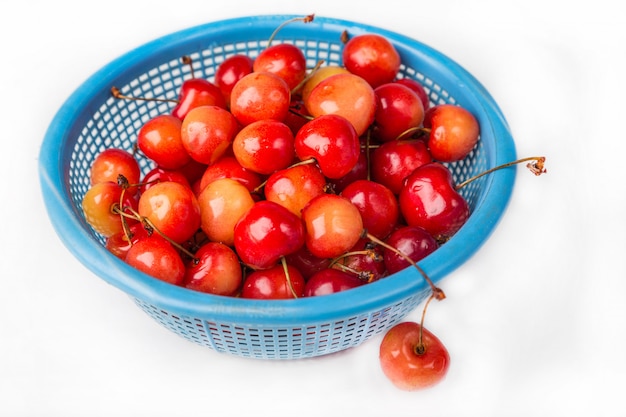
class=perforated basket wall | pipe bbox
[39,15,516,360]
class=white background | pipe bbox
[2,0,625,416]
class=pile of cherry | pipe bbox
[81,15,545,390]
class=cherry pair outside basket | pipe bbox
[39,15,516,360]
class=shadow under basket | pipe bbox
[39,15,516,360]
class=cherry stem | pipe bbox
[415,292,436,355]
[181,55,195,79]
[280,256,299,299]
[394,126,429,142]
[291,59,324,95]
[455,156,547,190]
[365,232,445,301]
[111,86,179,104]
[267,14,315,46]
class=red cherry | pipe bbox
[383,226,439,274]
[197,177,255,247]
[180,105,239,165]
[423,104,480,162]
[327,148,368,193]
[171,78,227,120]
[303,268,363,297]
[373,82,425,142]
[125,234,186,285]
[137,181,201,244]
[264,162,327,217]
[340,179,399,240]
[294,114,360,179]
[395,78,430,112]
[332,238,386,282]
[253,43,307,91]
[232,119,295,175]
[301,194,363,259]
[229,72,291,126]
[90,148,141,194]
[140,166,190,194]
[399,162,470,240]
[342,33,401,88]
[379,322,450,391]
[241,263,305,299]
[284,245,331,281]
[370,139,432,195]
[82,181,138,237]
[233,200,305,270]
[197,155,262,195]
[137,114,189,170]
[304,72,376,137]
[105,222,150,259]
[214,54,254,107]
[184,242,242,296]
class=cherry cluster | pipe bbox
[81,15,546,390]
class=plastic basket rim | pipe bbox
[38,14,516,326]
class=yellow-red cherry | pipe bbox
[379,322,450,391]
[137,181,201,244]
[304,72,376,137]
[232,119,295,175]
[424,104,480,162]
[229,71,291,126]
[197,177,255,247]
[180,105,239,165]
[137,114,190,170]
[90,148,141,194]
[301,194,364,259]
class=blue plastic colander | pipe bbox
[38,15,516,360]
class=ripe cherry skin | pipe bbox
[241,263,305,299]
[184,242,242,296]
[137,114,190,170]
[294,114,361,180]
[229,72,291,126]
[303,268,363,297]
[171,78,227,120]
[342,33,401,88]
[137,181,201,244]
[197,156,262,194]
[197,177,255,247]
[180,105,239,165]
[253,43,307,91]
[233,200,306,270]
[304,72,376,137]
[232,119,295,175]
[383,226,439,274]
[379,322,450,391]
[370,139,432,195]
[125,234,186,285]
[90,148,141,194]
[82,181,138,237]
[399,163,470,240]
[373,82,425,142]
[301,194,364,259]
[340,179,399,240]
[214,54,254,106]
[423,104,480,162]
[264,163,327,217]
